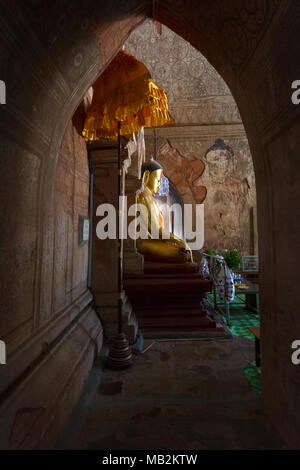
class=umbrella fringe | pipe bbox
[82,51,171,142]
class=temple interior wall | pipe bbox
[0,0,299,449]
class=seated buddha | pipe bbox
[136,160,193,263]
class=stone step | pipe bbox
[139,315,216,328]
[140,326,224,333]
[134,307,208,317]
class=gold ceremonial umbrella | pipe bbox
[83,51,171,370]
[82,50,171,141]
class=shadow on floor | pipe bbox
[57,336,284,450]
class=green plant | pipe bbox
[222,248,242,270]
[205,248,217,255]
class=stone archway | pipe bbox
[0,0,299,449]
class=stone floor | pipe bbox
[57,336,285,450]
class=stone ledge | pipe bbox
[144,123,247,141]
[0,289,93,397]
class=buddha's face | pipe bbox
[145,169,163,194]
[206,150,233,183]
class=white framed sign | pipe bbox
[83,219,89,241]
[78,216,89,246]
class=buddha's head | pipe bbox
[141,160,163,194]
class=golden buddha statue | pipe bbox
[136,160,193,263]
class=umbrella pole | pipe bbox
[117,121,123,335]
[106,121,133,370]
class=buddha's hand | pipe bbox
[168,234,185,246]
[173,237,190,252]
[168,235,193,262]
[177,245,193,262]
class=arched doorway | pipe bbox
[0,1,299,449]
